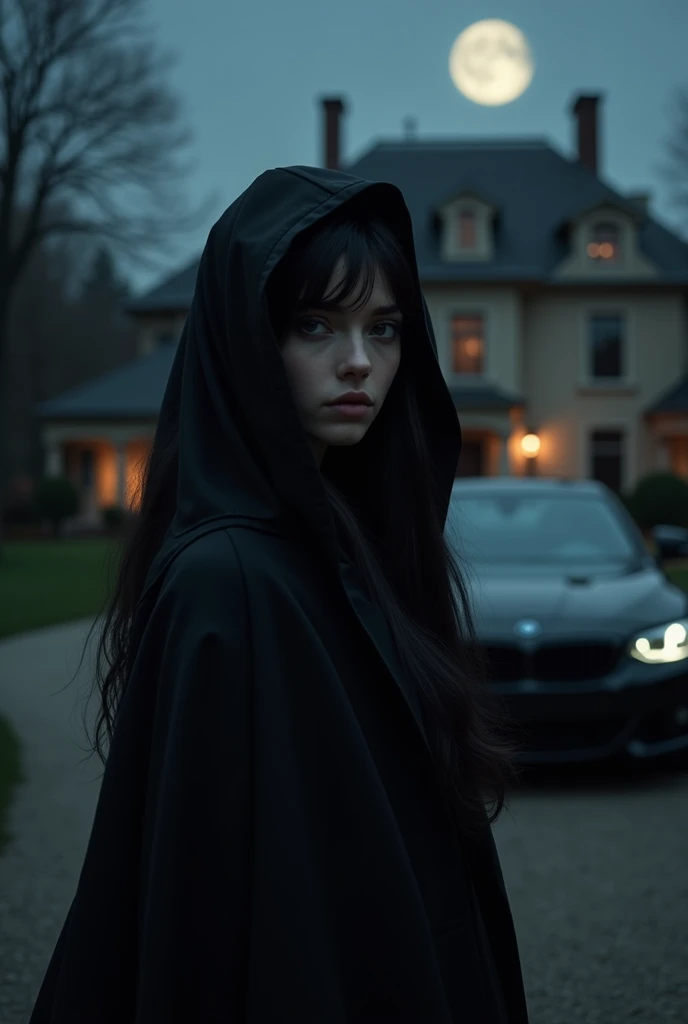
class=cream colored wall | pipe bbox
[137,313,187,357]
[522,292,686,489]
[423,285,523,394]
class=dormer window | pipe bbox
[587,221,620,262]
[457,210,477,250]
[437,193,496,262]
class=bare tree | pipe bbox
[0,0,213,536]
[661,85,688,235]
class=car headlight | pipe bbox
[628,617,688,664]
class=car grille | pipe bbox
[482,643,622,683]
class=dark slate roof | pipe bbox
[347,139,688,284]
[646,376,688,415]
[36,344,176,420]
[449,384,524,411]
[127,138,688,312]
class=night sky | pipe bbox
[133,0,688,291]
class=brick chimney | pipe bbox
[571,94,602,176]
[321,97,345,170]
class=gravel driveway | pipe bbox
[496,761,688,1023]
[1,619,687,1022]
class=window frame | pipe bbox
[449,311,487,377]
[587,220,622,263]
[578,304,635,389]
[439,196,495,262]
[456,209,478,252]
[588,312,625,380]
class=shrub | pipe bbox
[623,472,688,530]
[33,477,79,537]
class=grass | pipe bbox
[0,538,118,641]
[0,537,118,854]
[0,715,24,855]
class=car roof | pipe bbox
[451,476,608,496]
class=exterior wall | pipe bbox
[423,285,523,394]
[522,291,686,489]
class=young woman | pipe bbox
[30,166,529,1023]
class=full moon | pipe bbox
[449,19,534,106]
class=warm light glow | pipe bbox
[449,20,534,107]
[599,242,614,259]
[521,433,541,458]
[587,243,599,257]
[463,337,482,358]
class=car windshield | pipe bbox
[446,489,640,565]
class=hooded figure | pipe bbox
[30,166,529,1023]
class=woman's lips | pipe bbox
[326,403,372,419]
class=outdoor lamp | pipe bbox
[521,432,541,458]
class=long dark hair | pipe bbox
[84,201,521,832]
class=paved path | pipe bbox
[1,620,687,1022]
[0,620,101,1023]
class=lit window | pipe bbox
[451,315,484,374]
[589,314,624,378]
[587,222,620,261]
[457,210,477,250]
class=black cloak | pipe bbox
[30,166,529,1023]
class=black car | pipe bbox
[445,477,688,766]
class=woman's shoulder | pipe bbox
[165,528,242,584]
[148,528,249,624]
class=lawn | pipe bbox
[0,538,118,854]
[0,538,119,640]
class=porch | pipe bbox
[451,384,527,478]
[646,377,688,481]
[43,423,154,529]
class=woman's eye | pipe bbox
[298,318,328,336]
[371,321,401,339]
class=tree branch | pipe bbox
[0,0,209,287]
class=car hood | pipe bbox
[466,562,688,642]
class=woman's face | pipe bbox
[280,259,402,466]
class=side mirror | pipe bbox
[651,526,688,566]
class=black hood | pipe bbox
[147,165,461,583]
